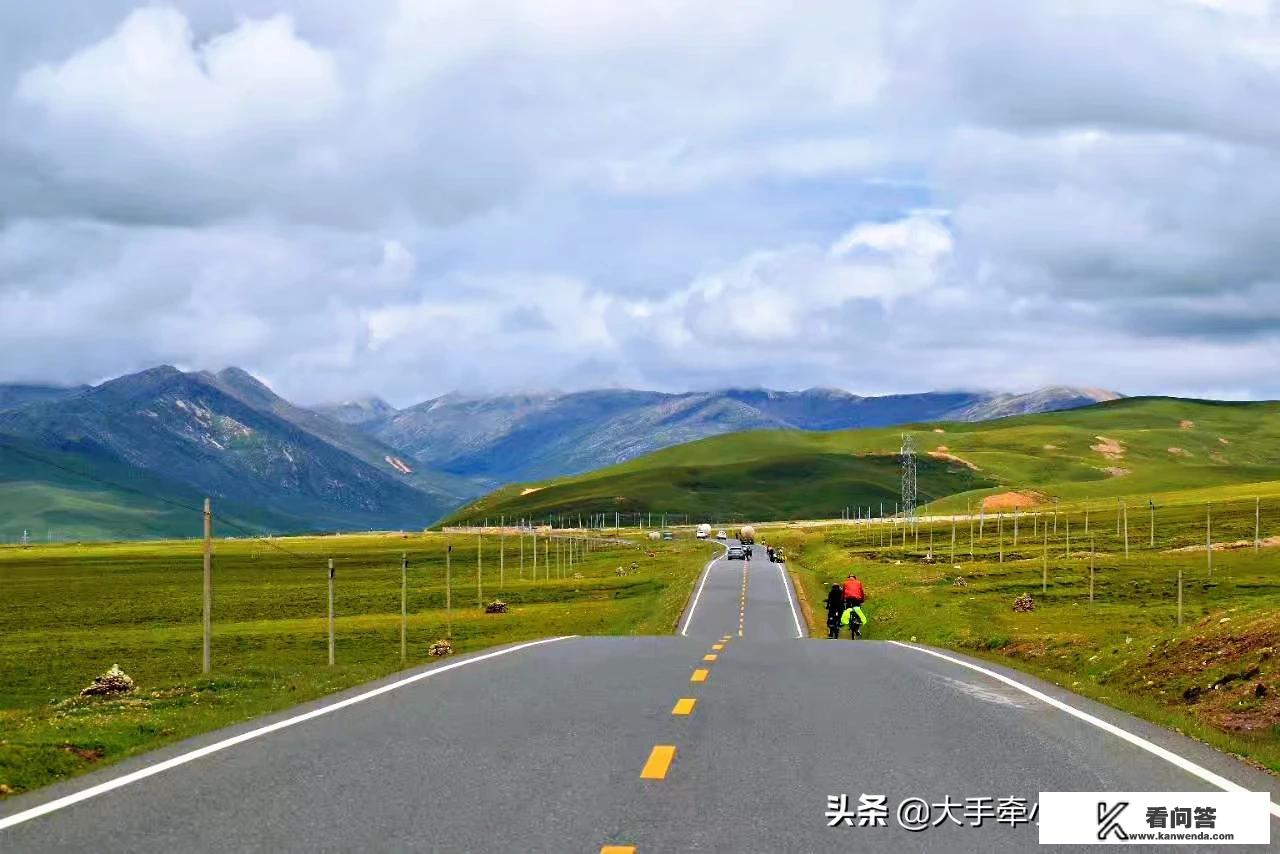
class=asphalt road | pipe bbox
[3,539,1277,852]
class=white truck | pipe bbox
[696,523,712,539]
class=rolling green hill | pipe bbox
[0,437,315,542]
[445,397,1280,524]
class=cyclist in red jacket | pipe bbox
[842,575,865,606]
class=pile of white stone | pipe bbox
[428,639,453,657]
[80,664,135,697]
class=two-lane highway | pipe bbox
[681,539,802,642]
[3,539,1277,852]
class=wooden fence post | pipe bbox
[1123,503,1129,558]
[950,515,956,565]
[1178,568,1184,627]
[400,553,407,666]
[202,498,212,675]
[1042,525,1048,593]
[1206,503,1213,576]
[1089,534,1095,603]
[328,558,335,666]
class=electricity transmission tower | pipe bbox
[900,433,918,530]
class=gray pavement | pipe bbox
[2,539,1277,852]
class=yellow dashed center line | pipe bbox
[601,846,636,854]
[703,653,717,662]
[640,745,677,779]
[738,560,748,638]
[712,643,724,650]
[672,697,697,716]
[691,668,709,682]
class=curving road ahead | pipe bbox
[2,539,1277,852]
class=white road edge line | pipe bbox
[888,641,1280,819]
[679,543,727,637]
[0,635,577,832]
[776,559,805,639]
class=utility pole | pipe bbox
[202,498,212,675]
[1149,500,1155,549]
[477,534,483,605]
[900,433,918,536]
[1256,497,1261,553]
[500,519,505,589]
[445,544,453,639]
[998,513,1004,564]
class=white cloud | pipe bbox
[17,7,340,145]
[0,0,1278,402]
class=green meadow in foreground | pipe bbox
[767,492,1280,772]
[0,532,713,797]
[448,397,1280,525]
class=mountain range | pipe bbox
[320,386,1121,484]
[0,366,1118,539]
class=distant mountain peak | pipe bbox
[313,395,399,426]
[209,366,281,404]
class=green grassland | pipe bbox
[0,531,714,797]
[447,397,1280,525]
[457,452,992,525]
[767,493,1280,771]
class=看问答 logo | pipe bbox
[1097,801,1129,841]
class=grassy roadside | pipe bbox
[0,531,714,798]
[764,500,1280,774]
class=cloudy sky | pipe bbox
[2,0,1278,405]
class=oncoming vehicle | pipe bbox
[716,530,728,540]
[726,546,746,560]
[696,523,712,540]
